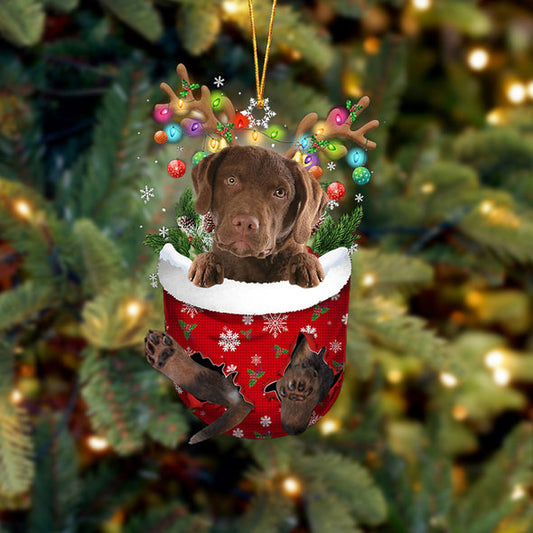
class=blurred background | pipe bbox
[1,0,532,531]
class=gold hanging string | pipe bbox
[248,0,277,109]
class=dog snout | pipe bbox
[232,215,259,235]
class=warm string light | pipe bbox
[319,418,340,435]
[507,82,527,104]
[493,367,511,387]
[13,199,33,220]
[87,435,110,452]
[440,372,459,388]
[124,299,143,318]
[484,349,505,369]
[527,81,533,99]
[387,369,403,384]
[420,182,435,194]
[411,0,432,11]
[282,476,302,496]
[362,273,377,287]
[467,48,489,71]
[486,109,503,125]
[452,405,468,421]
[510,484,526,501]
[10,389,23,405]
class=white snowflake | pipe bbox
[185,346,195,357]
[260,415,272,427]
[251,354,261,365]
[174,383,183,394]
[327,162,336,171]
[176,145,184,151]
[149,273,158,288]
[214,76,225,88]
[329,339,343,354]
[300,325,317,338]
[308,411,321,426]
[225,363,238,374]
[159,226,169,239]
[341,313,349,325]
[262,314,289,338]
[355,193,364,202]
[349,242,359,254]
[218,328,240,352]
[328,199,339,210]
[330,292,340,301]
[233,428,244,438]
[242,314,254,325]
[242,97,276,128]
[181,303,201,318]
[140,185,155,204]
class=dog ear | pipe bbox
[191,148,229,214]
[286,159,329,244]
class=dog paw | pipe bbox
[278,373,317,403]
[145,330,178,370]
[289,253,324,288]
[188,252,224,288]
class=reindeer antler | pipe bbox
[284,96,379,159]
[160,64,237,145]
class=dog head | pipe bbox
[192,146,328,258]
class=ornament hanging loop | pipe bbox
[248,0,277,109]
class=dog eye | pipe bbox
[274,188,286,198]
[226,176,237,186]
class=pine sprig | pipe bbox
[175,188,201,227]
[143,227,191,257]
[312,206,363,256]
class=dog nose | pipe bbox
[232,215,259,235]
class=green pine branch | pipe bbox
[312,206,363,256]
[0,0,45,47]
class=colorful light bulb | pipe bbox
[163,123,183,143]
[346,147,368,168]
[153,104,171,123]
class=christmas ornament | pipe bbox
[327,182,345,200]
[347,147,368,168]
[154,130,168,144]
[164,123,182,143]
[234,112,250,129]
[309,165,323,180]
[352,167,371,185]
[167,159,186,178]
[192,151,209,165]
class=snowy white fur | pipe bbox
[158,243,351,315]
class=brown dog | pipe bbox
[188,145,328,287]
[147,147,330,443]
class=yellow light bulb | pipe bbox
[486,109,503,125]
[493,367,510,386]
[87,435,110,451]
[10,389,23,405]
[480,200,494,214]
[362,273,376,287]
[507,82,526,104]
[452,405,468,421]
[252,131,259,142]
[13,199,33,220]
[320,419,340,435]
[467,48,489,71]
[510,484,526,501]
[282,476,302,496]
[387,369,403,384]
[412,0,432,11]
[420,182,435,194]
[484,349,505,369]
[125,299,143,318]
[440,372,458,388]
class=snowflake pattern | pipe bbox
[225,363,238,374]
[330,292,340,301]
[149,273,158,288]
[181,303,201,318]
[262,314,289,338]
[308,411,321,426]
[260,415,272,427]
[140,185,155,204]
[301,324,318,338]
[185,346,195,357]
[218,328,240,352]
[232,428,244,438]
[349,242,359,254]
[159,226,169,239]
[341,313,349,325]
[355,193,364,202]
[327,162,336,171]
[176,145,184,151]
[214,76,225,88]
[242,314,254,325]
[174,383,183,394]
[251,354,261,365]
[242,97,276,128]
[329,339,343,354]
[328,199,339,210]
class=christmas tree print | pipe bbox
[178,320,197,340]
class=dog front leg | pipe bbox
[288,253,325,288]
[188,252,224,287]
[145,330,253,444]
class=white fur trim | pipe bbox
[158,243,351,315]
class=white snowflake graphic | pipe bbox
[328,199,339,210]
[260,415,272,427]
[233,428,244,438]
[330,292,340,301]
[181,303,201,318]
[242,314,254,325]
[218,328,240,352]
[341,313,349,325]
[174,383,183,394]
[225,363,238,374]
[301,325,317,338]
[355,193,364,202]
[242,97,276,128]
[140,185,155,204]
[329,339,343,354]
[149,273,158,288]
[185,346,195,357]
[262,314,289,338]
[214,75,225,88]
[349,242,359,254]
[308,411,321,426]
[159,226,169,239]
[176,145,184,151]
[327,162,336,171]
[251,354,261,365]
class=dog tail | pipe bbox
[188,398,254,444]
